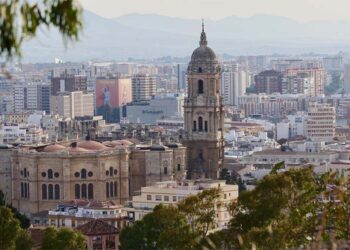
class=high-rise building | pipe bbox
[305,102,336,142]
[177,64,187,91]
[254,70,282,94]
[96,77,132,122]
[50,91,94,119]
[51,75,87,95]
[221,64,247,106]
[285,67,325,96]
[182,23,224,179]
[13,82,51,113]
[131,74,156,103]
[344,65,350,94]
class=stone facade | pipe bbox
[182,23,224,179]
[6,139,187,216]
[11,141,129,215]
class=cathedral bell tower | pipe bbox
[183,21,224,179]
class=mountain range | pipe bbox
[21,10,350,62]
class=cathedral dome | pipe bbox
[188,21,220,74]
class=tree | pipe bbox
[41,227,86,250]
[0,0,82,59]
[0,206,33,250]
[177,188,221,240]
[227,165,321,249]
[119,204,196,250]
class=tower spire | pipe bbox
[199,19,208,46]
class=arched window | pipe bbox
[54,184,60,200]
[42,184,47,200]
[198,117,203,131]
[75,184,80,199]
[114,182,118,198]
[81,184,87,198]
[198,67,202,73]
[164,167,168,175]
[81,169,87,179]
[48,169,53,179]
[48,184,53,200]
[109,167,113,177]
[21,182,24,198]
[24,168,27,178]
[205,121,208,132]
[24,183,28,198]
[110,182,114,197]
[88,184,94,199]
[27,183,30,199]
[106,182,109,198]
[198,80,204,94]
[177,164,181,171]
[193,121,197,131]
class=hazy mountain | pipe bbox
[21,10,350,62]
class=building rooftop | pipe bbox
[77,219,119,236]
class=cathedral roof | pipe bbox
[188,20,220,73]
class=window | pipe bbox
[88,171,93,177]
[110,182,114,197]
[177,164,181,171]
[88,184,94,199]
[41,172,46,178]
[75,184,80,199]
[74,172,80,178]
[205,121,208,132]
[27,183,29,199]
[198,67,202,73]
[114,182,118,197]
[24,168,27,178]
[164,196,169,201]
[106,170,109,176]
[48,184,53,200]
[42,184,47,200]
[193,121,197,131]
[109,167,113,177]
[164,167,168,175]
[198,80,204,94]
[21,182,24,198]
[48,169,53,179]
[106,182,109,198]
[81,169,87,179]
[224,193,227,199]
[198,117,203,131]
[173,196,177,202]
[81,184,87,198]
[54,184,60,200]
[147,195,152,201]
[114,169,118,175]
[54,172,59,178]
[155,195,162,201]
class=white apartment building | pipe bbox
[221,69,247,106]
[305,102,336,142]
[131,74,156,103]
[47,201,127,229]
[50,91,94,119]
[0,124,47,144]
[129,180,238,230]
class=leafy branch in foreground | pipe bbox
[0,0,83,58]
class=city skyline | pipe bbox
[80,0,350,22]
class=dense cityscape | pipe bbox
[3,1,350,249]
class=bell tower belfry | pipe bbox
[183,22,224,179]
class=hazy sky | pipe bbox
[80,0,350,21]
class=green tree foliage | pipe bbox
[41,227,86,250]
[0,206,33,250]
[0,0,83,58]
[120,189,222,249]
[178,188,221,240]
[119,204,196,250]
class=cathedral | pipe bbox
[183,22,225,179]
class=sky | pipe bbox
[79,0,350,22]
